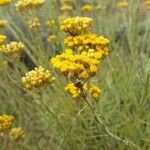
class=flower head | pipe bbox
[0,41,24,57]
[9,127,25,140]
[0,115,14,133]
[22,66,55,90]
[61,16,93,35]
[28,17,41,29]
[89,85,101,100]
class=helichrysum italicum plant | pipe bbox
[22,66,55,90]
[51,16,109,101]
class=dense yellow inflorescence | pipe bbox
[15,0,45,11]
[64,33,110,58]
[0,0,11,6]
[0,34,7,45]
[81,4,93,12]
[28,18,41,29]
[61,16,93,35]
[22,66,55,90]
[0,115,14,133]
[65,83,81,99]
[9,127,25,140]
[117,1,128,8]
[51,49,99,82]
[89,85,101,100]
[0,41,24,57]
[0,19,8,28]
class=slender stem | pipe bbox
[83,93,140,149]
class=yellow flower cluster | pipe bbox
[65,83,81,99]
[64,33,110,58]
[81,4,93,12]
[89,85,101,99]
[9,127,25,140]
[0,41,24,57]
[0,115,14,133]
[15,0,45,11]
[51,49,99,82]
[0,19,8,28]
[22,66,55,90]
[0,0,11,6]
[0,34,7,45]
[65,83,87,100]
[28,18,41,29]
[117,1,128,8]
[61,16,93,35]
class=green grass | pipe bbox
[0,0,150,149]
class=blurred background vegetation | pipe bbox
[0,0,150,149]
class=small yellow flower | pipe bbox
[0,115,14,133]
[28,17,41,29]
[0,34,7,45]
[89,85,101,100]
[47,35,57,42]
[0,0,11,6]
[117,1,128,8]
[0,19,8,28]
[9,127,25,140]
[22,66,55,90]
[0,41,24,57]
[81,4,93,12]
